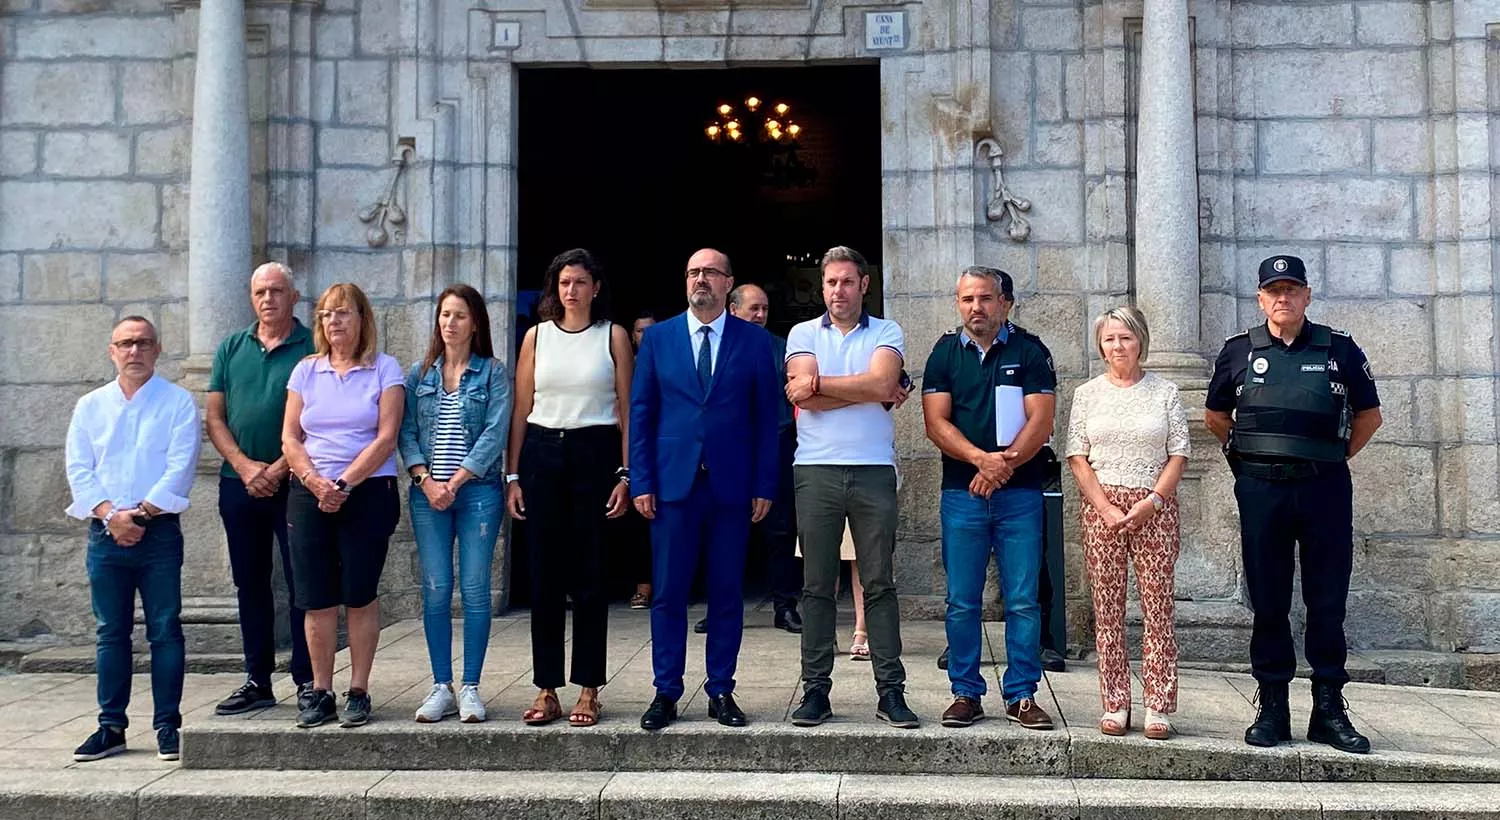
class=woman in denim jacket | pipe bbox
[398,284,512,723]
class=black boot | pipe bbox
[1307,681,1371,754]
[1244,682,1292,747]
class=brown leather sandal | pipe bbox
[569,690,602,728]
[522,691,562,726]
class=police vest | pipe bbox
[1233,324,1350,463]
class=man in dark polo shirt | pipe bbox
[922,266,1057,730]
[205,262,316,715]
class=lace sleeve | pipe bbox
[1164,381,1191,458]
[1064,384,1090,459]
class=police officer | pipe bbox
[1205,255,1382,755]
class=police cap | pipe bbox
[1258,255,1308,288]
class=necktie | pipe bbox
[697,326,714,391]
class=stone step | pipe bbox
[17,646,289,675]
[181,718,1500,783]
[4,769,1500,819]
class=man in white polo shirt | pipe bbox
[783,245,918,729]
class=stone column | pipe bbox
[181,0,255,655]
[1133,0,1205,386]
[186,0,253,370]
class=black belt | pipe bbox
[1236,460,1324,481]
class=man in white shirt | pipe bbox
[783,246,917,729]
[64,316,201,764]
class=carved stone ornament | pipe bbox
[358,141,415,248]
[975,137,1032,242]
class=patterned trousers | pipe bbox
[1080,485,1180,713]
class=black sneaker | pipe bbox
[295,681,317,712]
[72,725,127,762]
[876,690,921,729]
[156,727,180,761]
[791,690,833,727]
[215,680,277,716]
[340,689,373,728]
[296,689,337,728]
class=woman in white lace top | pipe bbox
[1065,306,1189,740]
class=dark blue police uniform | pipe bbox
[1209,254,1379,754]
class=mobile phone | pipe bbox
[883,370,913,410]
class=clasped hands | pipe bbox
[1099,496,1158,534]
[236,459,289,498]
[301,473,349,514]
[967,450,1019,499]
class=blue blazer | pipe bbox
[630,312,780,505]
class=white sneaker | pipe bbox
[414,683,458,723]
[457,684,487,723]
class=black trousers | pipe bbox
[521,424,620,689]
[218,476,312,687]
[1235,461,1354,686]
[761,427,802,610]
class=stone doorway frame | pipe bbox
[392,1,998,606]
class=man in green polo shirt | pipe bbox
[204,262,316,716]
[922,266,1057,731]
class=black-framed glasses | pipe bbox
[685,267,727,280]
[111,338,157,351]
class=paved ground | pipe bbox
[3,601,1499,773]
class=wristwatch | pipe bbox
[615,466,630,486]
[1147,491,1165,512]
[410,471,430,487]
[505,473,521,484]
[334,478,351,494]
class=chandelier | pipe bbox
[704,96,803,143]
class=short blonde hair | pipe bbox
[312,282,378,364]
[1092,305,1151,363]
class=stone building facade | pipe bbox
[1,0,1497,673]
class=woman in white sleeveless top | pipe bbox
[1065,306,1189,740]
[505,248,634,727]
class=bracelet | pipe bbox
[102,507,118,526]
[505,473,521,484]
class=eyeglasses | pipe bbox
[111,338,157,351]
[316,308,357,322]
[685,267,727,280]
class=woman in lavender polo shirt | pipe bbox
[281,283,405,729]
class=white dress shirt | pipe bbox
[65,374,202,520]
[685,309,727,374]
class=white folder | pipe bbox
[994,385,1025,447]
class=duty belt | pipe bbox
[1236,459,1323,481]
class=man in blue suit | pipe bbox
[630,248,781,730]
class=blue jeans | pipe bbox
[410,480,503,685]
[941,487,1043,704]
[86,517,185,731]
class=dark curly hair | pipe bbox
[538,248,609,325]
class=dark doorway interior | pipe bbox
[516,64,882,336]
[511,64,881,607]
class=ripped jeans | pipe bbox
[410,478,503,685]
